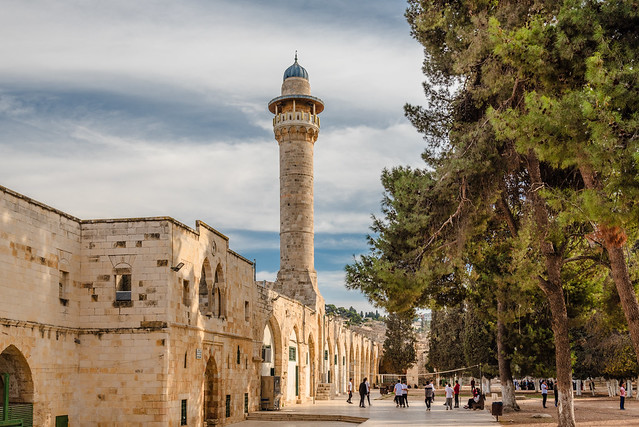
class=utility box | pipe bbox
[491,401,503,420]
[260,376,281,411]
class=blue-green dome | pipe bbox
[283,54,308,81]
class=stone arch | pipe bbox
[338,338,346,393]
[306,332,316,398]
[203,355,220,423]
[323,337,332,384]
[214,263,225,318]
[362,342,371,378]
[285,327,300,401]
[0,345,34,404]
[262,316,282,378]
[348,342,355,384]
[261,323,275,377]
[358,344,364,383]
[370,346,377,386]
[198,258,213,315]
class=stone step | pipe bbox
[247,412,367,424]
[315,383,332,400]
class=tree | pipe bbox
[487,0,639,368]
[382,312,418,374]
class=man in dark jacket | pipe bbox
[359,378,368,407]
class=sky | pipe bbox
[0,0,428,313]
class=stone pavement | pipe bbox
[231,390,497,427]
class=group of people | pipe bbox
[424,379,478,411]
[346,377,371,408]
[394,380,410,407]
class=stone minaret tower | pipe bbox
[268,54,324,309]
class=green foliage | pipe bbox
[573,313,639,380]
[324,304,385,325]
[383,312,418,374]
[347,0,639,386]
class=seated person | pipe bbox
[464,387,481,409]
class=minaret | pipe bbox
[268,54,324,308]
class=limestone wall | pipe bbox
[0,185,382,426]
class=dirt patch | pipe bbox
[494,395,639,426]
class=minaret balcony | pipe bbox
[273,112,320,128]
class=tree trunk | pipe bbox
[497,299,520,411]
[527,151,576,427]
[542,279,576,427]
[607,245,639,363]
[578,163,639,367]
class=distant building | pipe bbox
[0,57,381,427]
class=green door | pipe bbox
[295,365,299,396]
[55,415,68,427]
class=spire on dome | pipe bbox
[283,51,309,81]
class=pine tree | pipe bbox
[383,312,418,374]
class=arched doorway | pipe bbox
[203,356,219,424]
[0,345,34,403]
[305,334,315,398]
[261,324,275,377]
[0,345,34,426]
[286,329,299,401]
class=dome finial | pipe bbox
[283,52,308,81]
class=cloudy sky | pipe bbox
[0,0,427,313]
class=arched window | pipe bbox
[199,259,213,316]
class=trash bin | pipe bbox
[491,401,503,420]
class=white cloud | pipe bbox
[0,0,427,314]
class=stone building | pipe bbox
[0,57,381,426]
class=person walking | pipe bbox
[445,383,454,410]
[554,381,559,407]
[394,380,403,408]
[541,380,548,408]
[347,378,353,404]
[424,380,435,411]
[359,378,368,408]
[365,378,371,406]
[620,381,626,410]
[453,380,460,408]
[402,380,409,407]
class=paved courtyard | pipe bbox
[231,390,496,427]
